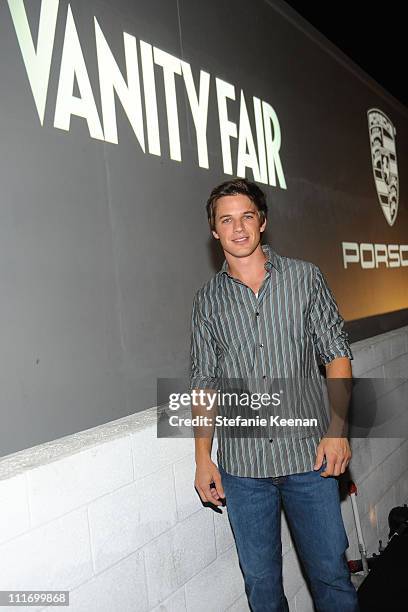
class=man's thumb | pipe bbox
[214,472,225,498]
[314,449,324,470]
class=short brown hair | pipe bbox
[206,178,268,231]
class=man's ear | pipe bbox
[260,218,267,233]
[212,229,220,240]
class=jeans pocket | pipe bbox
[318,459,328,472]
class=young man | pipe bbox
[189,178,359,611]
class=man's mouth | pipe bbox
[232,236,249,243]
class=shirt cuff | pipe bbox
[318,335,353,365]
[189,376,220,391]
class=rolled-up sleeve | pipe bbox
[189,294,220,390]
[309,265,353,365]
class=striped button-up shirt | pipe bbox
[189,244,353,477]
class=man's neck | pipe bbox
[225,244,267,282]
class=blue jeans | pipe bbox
[219,463,359,612]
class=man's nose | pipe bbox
[233,219,244,232]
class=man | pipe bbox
[189,178,359,611]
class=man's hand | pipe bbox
[316,356,352,476]
[195,457,225,506]
[314,437,351,477]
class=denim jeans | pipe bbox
[218,462,359,612]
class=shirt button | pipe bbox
[269,438,273,443]
[263,375,267,379]
[259,343,264,348]
[255,311,260,317]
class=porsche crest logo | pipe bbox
[367,108,399,226]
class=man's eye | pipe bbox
[222,218,231,223]
[244,215,254,219]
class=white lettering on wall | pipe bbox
[7,0,286,187]
[263,101,287,189]
[54,5,104,139]
[237,90,261,181]
[153,47,182,162]
[342,242,408,269]
[7,0,59,125]
[95,19,145,149]
[216,77,237,176]
[181,61,210,169]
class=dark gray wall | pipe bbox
[0,0,406,456]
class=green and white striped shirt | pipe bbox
[190,244,353,477]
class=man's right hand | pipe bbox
[194,458,226,507]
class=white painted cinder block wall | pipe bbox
[0,325,407,612]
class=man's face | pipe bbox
[212,194,266,258]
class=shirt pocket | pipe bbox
[206,302,250,353]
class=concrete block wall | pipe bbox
[0,325,407,612]
[342,325,408,567]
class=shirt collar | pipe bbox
[220,243,282,275]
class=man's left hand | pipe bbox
[314,437,351,477]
